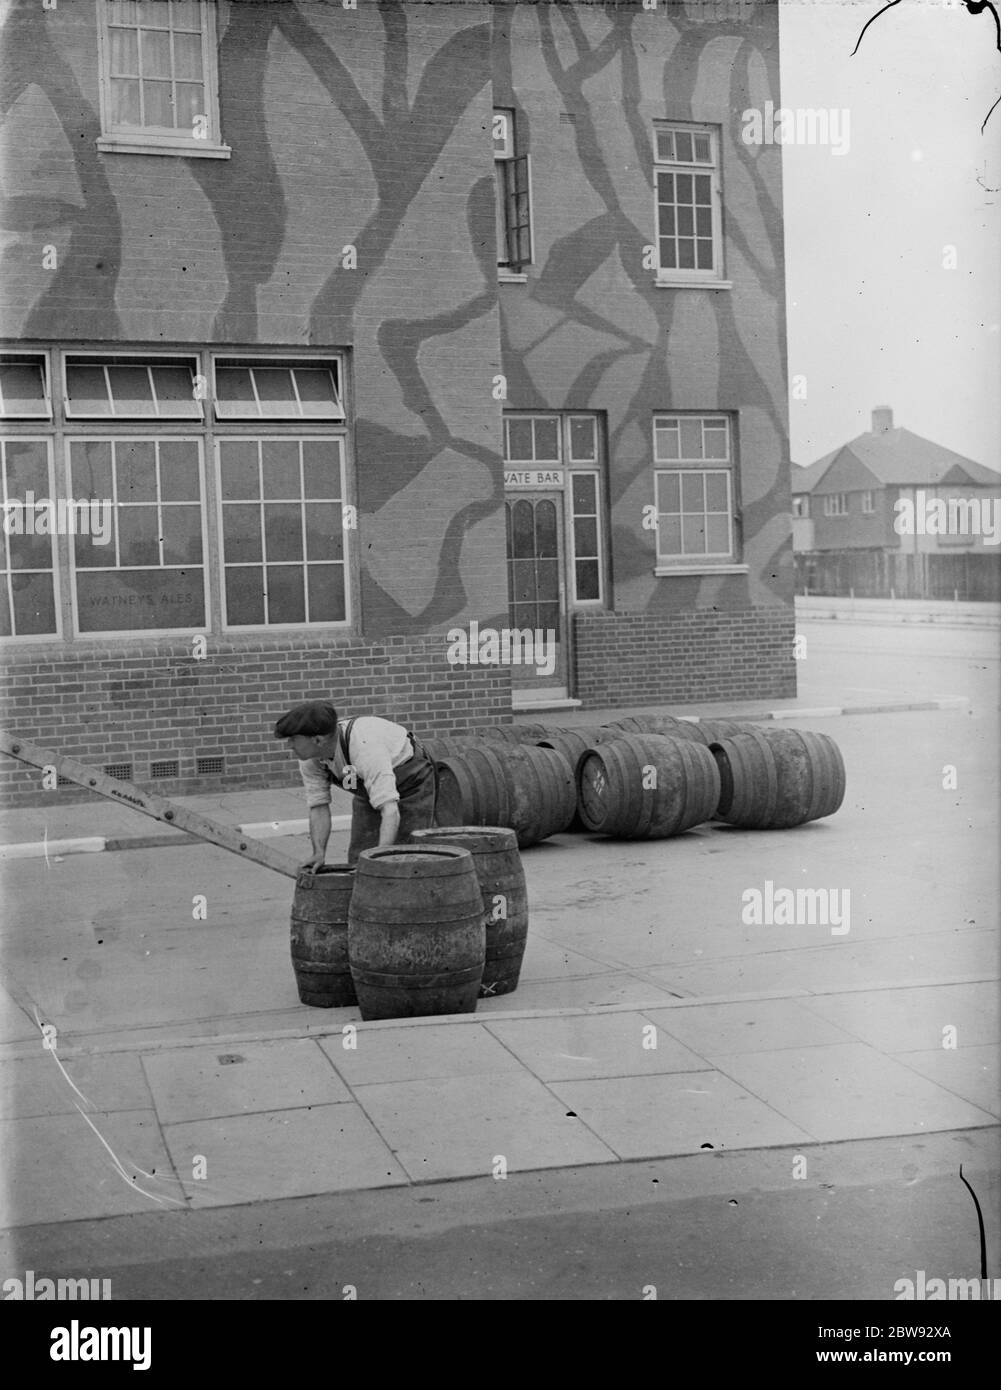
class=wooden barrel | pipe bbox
[475,723,551,744]
[575,734,721,838]
[411,826,528,996]
[534,727,613,831]
[348,845,485,1020]
[421,736,478,760]
[709,726,846,828]
[289,864,356,1007]
[601,715,706,744]
[435,744,575,847]
[689,718,760,746]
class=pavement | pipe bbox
[0,609,998,1251]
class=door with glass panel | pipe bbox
[503,412,605,695]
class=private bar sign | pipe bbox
[504,470,564,487]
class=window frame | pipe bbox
[823,493,849,517]
[0,351,52,420]
[211,357,345,423]
[63,350,204,422]
[0,435,62,642]
[652,122,728,288]
[215,433,351,634]
[651,412,744,573]
[65,433,211,640]
[96,0,231,159]
[860,489,876,514]
[494,107,534,278]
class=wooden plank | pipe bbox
[0,731,301,880]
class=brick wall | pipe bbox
[0,634,512,807]
[573,607,796,708]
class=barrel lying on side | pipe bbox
[348,845,485,1020]
[475,723,551,745]
[289,864,356,1007]
[575,734,721,839]
[411,826,528,996]
[710,726,846,828]
[600,715,707,744]
[434,744,575,847]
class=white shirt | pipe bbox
[298,716,413,812]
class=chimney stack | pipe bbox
[872,406,893,435]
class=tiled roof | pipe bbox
[792,428,1000,492]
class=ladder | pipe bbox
[0,731,300,879]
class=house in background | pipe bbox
[0,0,794,806]
[792,407,1001,601]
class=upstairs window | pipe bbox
[861,490,876,514]
[0,355,50,419]
[792,495,809,518]
[98,0,229,158]
[654,124,723,282]
[823,493,849,517]
[494,108,533,275]
[213,360,344,421]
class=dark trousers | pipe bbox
[347,745,438,864]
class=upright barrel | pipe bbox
[348,845,485,1020]
[289,864,356,1007]
[576,734,721,838]
[411,826,528,996]
[709,726,846,828]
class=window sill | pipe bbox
[654,278,733,290]
[654,563,748,576]
[497,271,528,283]
[97,136,232,159]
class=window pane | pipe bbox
[657,473,680,512]
[305,504,344,562]
[107,364,155,414]
[658,514,681,555]
[173,31,203,80]
[535,500,558,557]
[506,418,534,462]
[655,129,674,161]
[574,516,597,557]
[140,29,171,77]
[161,506,203,564]
[225,567,265,626]
[679,419,702,458]
[263,504,303,562]
[302,441,342,499]
[11,572,56,635]
[537,602,560,633]
[142,80,174,128]
[536,557,559,601]
[656,170,674,204]
[8,528,52,571]
[216,367,257,413]
[659,237,677,270]
[74,528,111,569]
[678,239,695,270]
[294,368,339,413]
[222,505,262,563]
[5,439,49,495]
[677,205,694,237]
[158,440,200,500]
[696,239,714,270]
[510,558,536,603]
[109,1,140,23]
[654,424,679,461]
[706,514,730,554]
[703,425,728,460]
[67,363,111,414]
[511,501,535,558]
[76,570,204,632]
[706,472,729,511]
[117,506,159,566]
[569,417,596,461]
[693,133,711,162]
[151,365,198,416]
[261,440,301,498]
[219,440,259,499]
[533,418,559,461]
[110,77,140,126]
[307,564,346,622]
[175,83,204,131]
[694,174,711,203]
[676,174,693,204]
[572,473,596,512]
[681,472,704,512]
[170,0,202,31]
[575,559,599,601]
[675,130,693,162]
[0,363,47,416]
[254,368,297,415]
[110,26,138,73]
[696,206,713,237]
[267,565,305,624]
[114,440,157,501]
[682,515,707,553]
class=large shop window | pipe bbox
[1,438,58,638]
[653,124,724,283]
[218,437,347,628]
[98,0,229,158]
[653,414,737,567]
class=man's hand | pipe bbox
[299,852,325,874]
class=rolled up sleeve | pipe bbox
[350,732,401,812]
[298,758,333,809]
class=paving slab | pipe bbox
[351,1071,618,1181]
[319,1021,524,1086]
[1,1109,182,1227]
[141,1038,351,1124]
[640,998,856,1055]
[0,1050,154,1120]
[547,1071,812,1159]
[798,982,998,1052]
[161,1103,408,1208]
[708,1042,999,1141]
[482,1011,710,1081]
[474,972,683,1013]
[890,1046,1000,1119]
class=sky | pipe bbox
[778,0,1001,469]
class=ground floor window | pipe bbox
[653,413,737,565]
